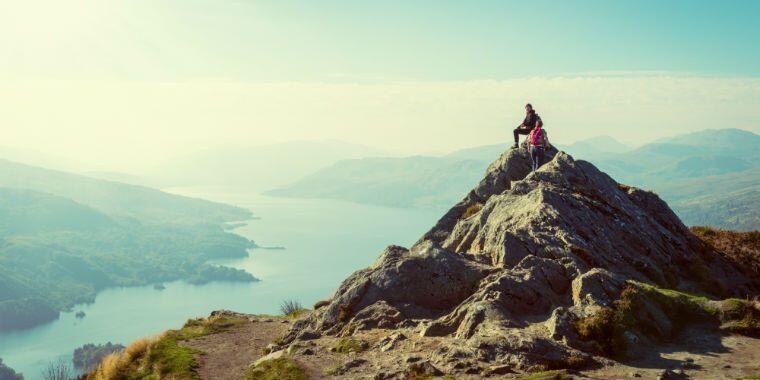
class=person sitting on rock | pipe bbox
[528,119,550,172]
[512,103,541,149]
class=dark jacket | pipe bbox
[522,111,539,129]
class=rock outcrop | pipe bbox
[282,145,758,371]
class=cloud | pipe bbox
[1,75,758,170]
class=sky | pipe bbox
[1,0,759,170]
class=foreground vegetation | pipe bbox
[574,281,760,358]
[86,314,247,380]
[244,357,307,380]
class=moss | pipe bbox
[332,338,367,354]
[244,357,307,380]
[461,203,483,219]
[515,370,572,380]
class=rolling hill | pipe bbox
[268,129,759,230]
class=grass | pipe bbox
[574,281,760,359]
[461,203,483,219]
[332,338,367,354]
[690,226,760,279]
[85,314,247,379]
[244,357,307,380]
[280,300,306,318]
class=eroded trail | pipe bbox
[180,315,293,380]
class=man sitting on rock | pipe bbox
[512,103,541,149]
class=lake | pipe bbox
[0,189,444,379]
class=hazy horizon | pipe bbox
[2,0,759,174]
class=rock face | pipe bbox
[283,145,757,369]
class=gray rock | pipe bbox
[405,360,443,377]
[281,148,758,369]
[253,350,285,366]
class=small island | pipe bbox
[75,311,86,319]
[153,284,166,291]
[73,342,125,371]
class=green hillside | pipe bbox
[0,159,251,225]
[0,186,257,332]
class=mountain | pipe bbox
[266,156,490,208]
[146,140,389,190]
[268,129,759,230]
[0,158,251,225]
[88,146,760,380]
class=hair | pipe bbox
[525,103,533,109]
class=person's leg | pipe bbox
[530,146,538,171]
[537,147,545,170]
[513,128,531,147]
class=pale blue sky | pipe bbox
[2,0,758,81]
[0,0,758,170]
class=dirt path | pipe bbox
[585,327,760,379]
[180,315,293,380]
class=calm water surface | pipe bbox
[0,189,443,379]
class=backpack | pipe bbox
[530,126,550,148]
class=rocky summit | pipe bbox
[276,144,759,376]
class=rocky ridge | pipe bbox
[278,145,759,375]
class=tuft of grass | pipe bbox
[244,357,307,380]
[332,338,367,354]
[573,307,627,357]
[280,300,306,318]
[515,370,572,380]
[690,226,760,280]
[313,299,330,310]
[337,304,351,323]
[574,281,722,358]
[86,314,247,379]
[461,203,483,219]
[718,298,760,337]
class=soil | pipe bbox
[179,313,760,379]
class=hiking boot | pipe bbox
[511,143,519,149]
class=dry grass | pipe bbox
[690,226,760,280]
[85,315,247,379]
[461,203,483,219]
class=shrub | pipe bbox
[280,300,305,317]
[42,359,74,380]
[461,203,483,219]
[313,299,330,310]
[244,357,306,380]
[573,307,626,356]
[332,338,367,354]
[337,304,351,322]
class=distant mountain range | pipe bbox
[0,158,250,225]
[143,140,390,190]
[268,129,759,231]
[0,160,258,332]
